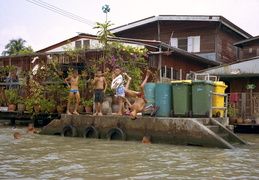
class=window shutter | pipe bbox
[170,38,178,48]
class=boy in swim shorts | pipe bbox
[91,71,107,116]
[115,70,151,120]
[65,70,80,115]
[111,67,125,116]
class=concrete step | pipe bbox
[205,125,219,133]
[218,133,229,141]
[196,118,211,125]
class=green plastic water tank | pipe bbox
[155,83,172,117]
[192,80,216,117]
[143,83,156,115]
[171,80,192,117]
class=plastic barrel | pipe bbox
[143,83,156,115]
[171,80,192,117]
[213,81,228,117]
[155,83,172,117]
[192,80,215,117]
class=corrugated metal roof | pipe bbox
[197,57,259,77]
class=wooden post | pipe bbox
[250,89,253,119]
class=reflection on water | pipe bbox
[0,126,259,179]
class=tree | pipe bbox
[93,21,115,49]
[2,38,34,56]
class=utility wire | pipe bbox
[26,0,96,26]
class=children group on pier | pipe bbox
[65,68,151,120]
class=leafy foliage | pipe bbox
[2,38,34,56]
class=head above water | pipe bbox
[14,132,21,139]
[28,123,34,130]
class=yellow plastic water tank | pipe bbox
[213,81,228,117]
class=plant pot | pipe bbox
[8,104,16,111]
[57,106,65,113]
[85,106,93,113]
[111,104,120,113]
[78,106,85,113]
[58,71,64,76]
[17,103,25,112]
[229,117,237,123]
[49,106,57,113]
[34,105,40,112]
[112,96,119,105]
[237,118,243,124]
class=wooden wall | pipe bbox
[240,41,259,59]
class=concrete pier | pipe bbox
[39,114,247,149]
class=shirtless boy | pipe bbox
[91,71,107,116]
[65,70,80,115]
[26,123,37,134]
[115,70,151,120]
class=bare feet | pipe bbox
[73,111,79,115]
[99,112,103,116]
[114,113,122,116]
[66,111,72,115]
[93,112,98,116]
[125,73,132,81]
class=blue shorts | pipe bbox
[116,86,125,97]
[70,89,79,94]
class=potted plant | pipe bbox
[227,106,239,123]
[40,98,56,114]
[24,79,44,114]
[17,96,26,112]
[81,98,93,113]
[4,89,19,111]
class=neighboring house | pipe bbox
[233,35,259,60]
[111,15,252,64]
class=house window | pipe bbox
[161,67,180,80]
[170,36,200,52]
[64,56,69,64]
[75,40,82,49]
[83,40,90,48]
[249,48,253,53]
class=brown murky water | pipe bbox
[1,126,259,179]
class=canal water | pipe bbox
[1,126,259,180]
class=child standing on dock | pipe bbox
[111,67,125,116]
[65,70,80,115]
[91,71,107,116]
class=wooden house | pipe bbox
[198,35,259,119]
[111,15,252,64]
[234,35,259,60]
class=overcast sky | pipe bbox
[0,0,258,54]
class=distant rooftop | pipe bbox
[111,15,252,39]
[234,35,259,47]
